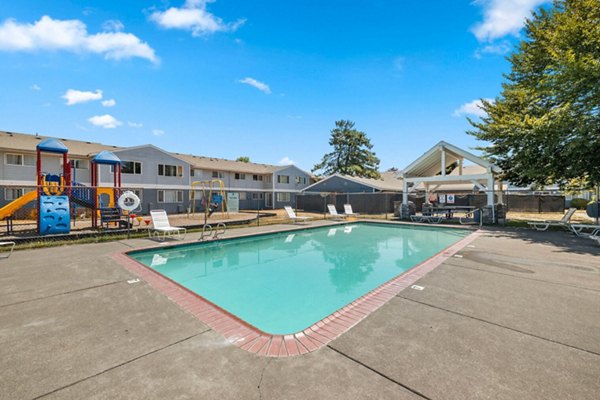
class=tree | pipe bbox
[312,120,381,179]
[468,0,600,188]
[236,156,250,163]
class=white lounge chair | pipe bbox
[284,206,310,224]
[327,204,347,220]
[0,241,15,259]
[568,223,600,237]
[410,215,444,224]
[528,208,577,231]
[149,210,186,241]
[343,204,359,217]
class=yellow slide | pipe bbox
[0,190,38,220]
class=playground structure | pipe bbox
[189,180,229,224]
[0,139,126,236]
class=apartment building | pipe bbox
[0,131,314,214]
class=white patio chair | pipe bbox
[327,204,347,220]
[343,204,360,217]
[284,206,310,224]
[527,208,577,231]
[568,223,600,237]
[0,241,15,259]
[149,210,186,241]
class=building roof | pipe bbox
[0,131,121,157]
[1,130,307,176]
[172,153,283,174]
[304,171,404,192]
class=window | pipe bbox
[252,174,263,181]
[5,187,33,200]
[239,192,247,200]
[158,164,183,177]
[121,161,141,174]
[265,175,272,183]
[69,159,88,170]
[276,192,291,202]
[190,169,195,177]
[235,173,246,180]
[295,176,307,185]
[212,171,224,179]
[130,189,143,202]
[277,175,290,184]
[157,190,183,203]
[252,192,264,200]
[5,153,35,166]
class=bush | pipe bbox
[570,198,589,210]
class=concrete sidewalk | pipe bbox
[0,223,598,399]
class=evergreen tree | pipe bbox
[469,0,600,188]
[313,120,380,179]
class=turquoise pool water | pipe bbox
[129,223,469,334]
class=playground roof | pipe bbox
[92,151,122,165]
[36,139,69,154]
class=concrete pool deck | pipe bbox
[1,221,599,399]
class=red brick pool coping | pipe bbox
[112,228,482,357]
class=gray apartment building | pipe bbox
[0,131,314,214]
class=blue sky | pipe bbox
[0,0,548,172]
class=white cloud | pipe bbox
[102,19,124,32]
[62,89,103,105]
[238,77,271,94]
[101,99,116,107]
[278,156,295,165]
[453,99,494,118]
[128,121,143,128]
[152,129,165,136]
[88,114,122,129]
[150,0,245,36]
[475,41,512,58]
[0,15,158,63]
[472,0,548,42]
[31,84,41,91]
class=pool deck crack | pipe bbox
[398,296,600,357]
[257,357,273,400]
[32,329,211,399]
[327,345,432,400]
[0,280,128,309]
[444,261,600,293]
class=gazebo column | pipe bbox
[486,173,495,206]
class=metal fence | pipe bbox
[296,190,575,215]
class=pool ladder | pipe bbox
[200,223,227,241]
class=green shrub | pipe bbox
[570,198,589,210]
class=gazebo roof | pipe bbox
[400,141,501,179]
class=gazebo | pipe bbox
[398,141,502,219]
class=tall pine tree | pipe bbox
[313,120,381,179]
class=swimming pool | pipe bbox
[128,222,470,335]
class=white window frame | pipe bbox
[158,164,183,177]
[121,161,142,175]
[235,173,246,180]
[252,192,265,200]
[157,190,184,203]
[276,192,291,202]
[5,187,34,200]
[5,153,35,166]
[252,174,263,181]
[212,171,224,179]
[239,192,247,200]
[277,175,290,184]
